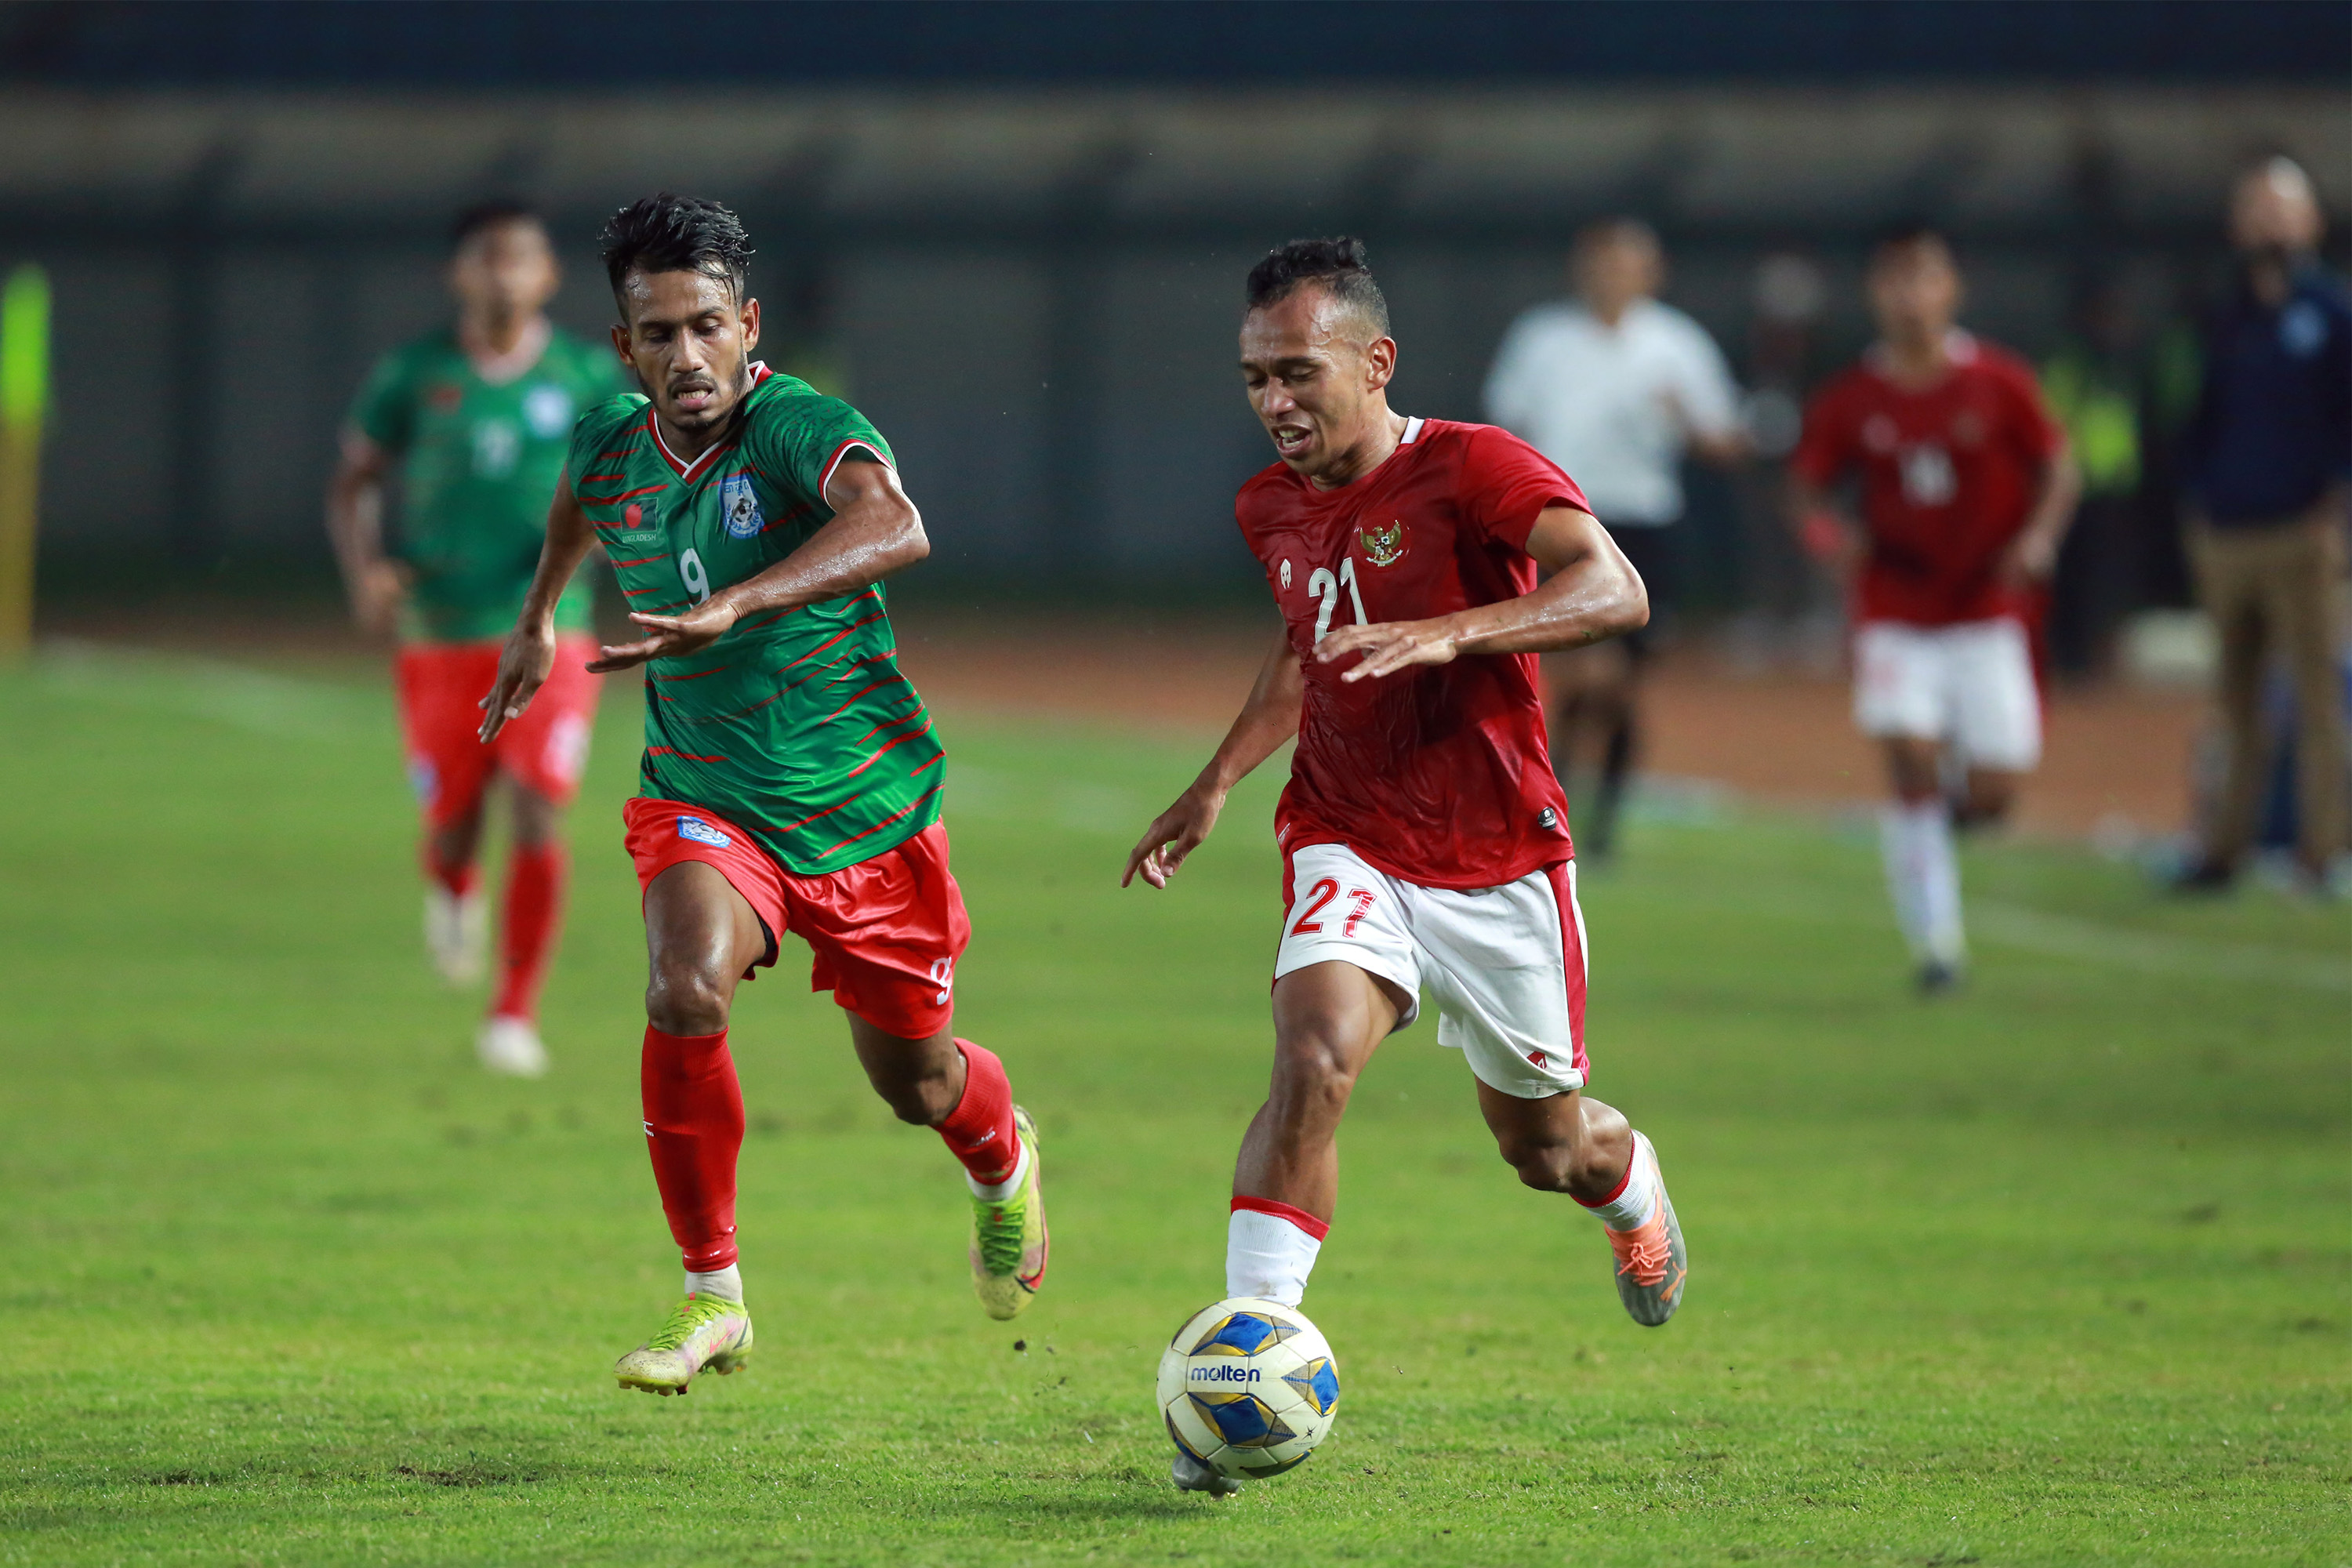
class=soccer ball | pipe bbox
[1156,1298,1341,1481]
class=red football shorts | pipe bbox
[397,637,601,830]
[622,797,970,1041]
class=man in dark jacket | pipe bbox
[2178,157,2351,891]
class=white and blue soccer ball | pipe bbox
[1156,1298,1341,1481]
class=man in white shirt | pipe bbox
[1485,220,1748,858]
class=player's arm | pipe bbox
[323,432,409,635]
[1996,441,2083,588]
[1122,626,1303,890]
[1782,471,1865,583]
[584,456,924,673]
[1311,506,1646,683]
[478,473,599,742]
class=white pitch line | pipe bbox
[1971,900,2350,995]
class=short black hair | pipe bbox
[1870,220,1955,265]
[1245,236,1391,340]
[600,194,755,310]
[450,199,542,251]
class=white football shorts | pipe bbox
[1273,841,1589,1099]
[1852,617,2042,771]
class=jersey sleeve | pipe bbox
[1788,379,1856,488]
[564,395,646,500]
[1459,426,1590,550]
[1665,314,1743,439]
[347,344,417,452]
[1992,353,2067,464]
[743,380,895,511]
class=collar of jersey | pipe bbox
[647,362,774,481]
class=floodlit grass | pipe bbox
[1,642,2345,1566]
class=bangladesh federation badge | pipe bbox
[719,473,765,539]
[1358,519,1406,567]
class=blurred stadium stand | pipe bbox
[1,1,2344,604]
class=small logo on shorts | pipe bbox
[676,815,731,848]
[1537,808,1559,833]
[1527,1050,1548,1068]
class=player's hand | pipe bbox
[479,621,557,743]
[1314,619,1461,683]
[348,559,409,637]
[587,599,742,673]
[1123,785,1225,890]
[1997,530,2060,590]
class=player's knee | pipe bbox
[1268,1032,1360,1122]
[870,1063,957,1127]
[644,962,731,1037]
[1497,1136,1580,1194]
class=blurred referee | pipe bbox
[1485,220,1749,861]
[2176,158,2352,893]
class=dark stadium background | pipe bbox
[2,0,2343,612]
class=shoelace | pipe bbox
[1609,1224,1671,1288]
[644,1294,739,1352]
[974,1193,1026,1276]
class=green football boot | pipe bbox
[613,1293,753,1396]
[970,1105,1050,1320]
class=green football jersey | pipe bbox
[566,365,944,876]
[350,326,622,643]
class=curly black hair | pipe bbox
[1244,236,1390,340]
[599,193,755,310]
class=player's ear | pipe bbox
[739,296,761,353]
[609,322,634,370]
[1365,336,1397,393]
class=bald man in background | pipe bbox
[2176,158,2351,892]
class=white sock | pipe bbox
[1879,800,1965,965]
[1578,1131,1660,1232]
[1225,1203,1326,1307]
[684,1264,743,1304]
[965,1138,1033,1203]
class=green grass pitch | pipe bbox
[1,642,2345,1566]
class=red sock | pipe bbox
[936,1039,1021,1185]
[421,844,478,900]
[641,1025,745,1272]
[491,842,566,1022]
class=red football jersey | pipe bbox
[1791,332,2064,626]
[1236,417,1589,891]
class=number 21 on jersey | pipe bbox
[1305,557,1367,645]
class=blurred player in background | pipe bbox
[326,202,622,1076]
[1484,219,1749,860]
[2174,156,2350,894]
[1788,225,2081,992]
[1127,239,1681,1496]
[481,195,1047,1396]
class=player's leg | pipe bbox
[2267,524,2350,881]
[477,641,600,1073]
[793,823,1048,1319]
[1226,960,1404,1305]
[1413,858,1686,1325]
[2180,531,2270,887]
[1547,641,1638,862]
[1857,622,1966,991]
[396,644,496,987]
[612,858,768,1394]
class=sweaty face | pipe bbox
[612,267,762,440]
[450,220,558,323]
[1239,287,1393,483]
[1867,241,1962,348]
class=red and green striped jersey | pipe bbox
[350,325,622,644]
[565,365,943,876]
